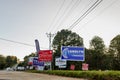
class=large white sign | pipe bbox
[55,57,66,68]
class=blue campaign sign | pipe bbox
[61,46,85,61]
[33,57,44,66]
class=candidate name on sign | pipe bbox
[61,46,85,61]
[55,57,66,68]
[33,58,44,66]
[38,50,52,61]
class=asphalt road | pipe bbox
[0,70,85,80]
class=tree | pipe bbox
[6,56,18,67]
[0,55,6,69]
[89,36,105,70]
[52,29,83,70]
[109,34,120,70]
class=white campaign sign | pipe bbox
[55,57,66,68]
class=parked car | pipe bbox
[6,67,13,71]
[17,66,25,71]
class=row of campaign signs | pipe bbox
[28,46,87,70]
[28,50,52,70]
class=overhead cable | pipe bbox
[51,0,73,33]
[0,37,49,49]
[77,0,118,31]
[54,0,82,33]
[47,0,65,33]
[0,37,35,47]
[68,0,103,30]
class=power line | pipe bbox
[47,0,66,33]
[70,0,94,24]
[68,0,103,30]
[50,0,73,33]
[54,0,82,33]
[77,0,118,31]
[0,37,49,49]
[0,37,35,47]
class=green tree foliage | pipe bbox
[89,36,105,70]
[0,55,6,69]
[52,29,83,70]
[6,56,17,67]
[109,34,120,70]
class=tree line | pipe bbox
[22,29,120,70]
[1,29,119,70]
[0,55,18,70]
[52,29,120,70]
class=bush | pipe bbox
[26,70,120,80]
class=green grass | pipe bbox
[26,70,120,80]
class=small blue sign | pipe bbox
[61,46,85,61]
[33,57,44,66]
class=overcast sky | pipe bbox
[0,0,120,61]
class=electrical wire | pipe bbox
[77,0,118,31]
[0,37,49,49]
[69,0,94,25]
[53,0,82,33]
[50,0,73,33]
[0,37,35,47]
[68,0,103,30]
[47,0,66,33]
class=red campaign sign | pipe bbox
[70,64,75,70]
[38,50,52,61]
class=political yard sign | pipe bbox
[55,57,66,68]
[61,46,85,61]
[33,57,44,66]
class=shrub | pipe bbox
[26,70,120,80]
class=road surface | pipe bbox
[0,70,85,80]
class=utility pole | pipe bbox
[46,33,55,50]
[46,33,55,70]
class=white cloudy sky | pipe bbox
[0,0,120,61]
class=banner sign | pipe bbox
[55,57,66,68]
[33,57,44,66]
[61,46,85,61]
[35,39,40,56]
[38,50,52,61]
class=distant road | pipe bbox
[0,70,85,80]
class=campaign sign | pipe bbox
[38,50,52,61]
[28,57,34,65]
[33,57,44,66]
[61,46,85,61]
[55,57,66,68]
[82,63,89,70]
